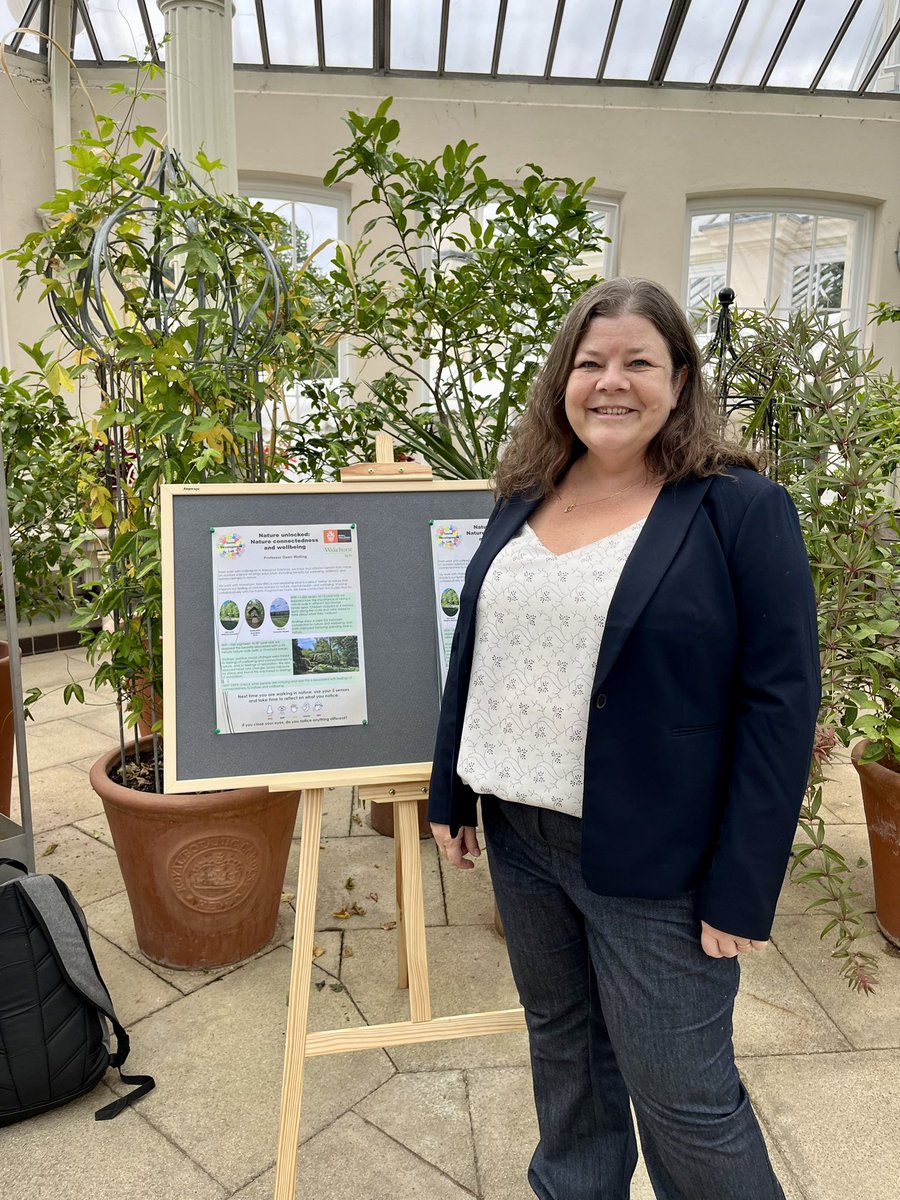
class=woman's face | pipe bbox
[564,312,686,473]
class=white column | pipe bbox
[49,0,73,192]
[157,0,238,192]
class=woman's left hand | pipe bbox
[700,920,768,958]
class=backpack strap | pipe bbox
[15,873,156,1120]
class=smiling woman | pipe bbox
[428,276,821,1200]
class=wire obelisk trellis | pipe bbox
[49,147,289,791]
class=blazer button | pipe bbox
[594,693,607,710]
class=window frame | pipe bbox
[683,196,874,334]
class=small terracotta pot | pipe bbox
[90,737,300,969]
[852,740,900,947]
[0,642,14,819]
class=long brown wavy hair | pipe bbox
[493,277,762,499]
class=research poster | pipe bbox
[430,517,489,693]
[211,524,368,734]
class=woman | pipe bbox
[428,277,820,1200]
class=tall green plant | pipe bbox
[288,97,608,480]
[719,308,900,992]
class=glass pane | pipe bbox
[731,212,774,310]
[2,1,43,53]
[497,0,558,77]
[569,204,615,282]
[391,0,442,70]
[717,0,798,86]
[233,0,262,64]
[688,212,730,336]
[666,0,742,83]
[550,0,615,77]
[768,0,859,89]
[71,0,150,63]
[322,0,372,68]
[444,0,501,73]
[603,0,671,79]
[264,0,318,66]
[769,212,817,318]
[821,0,895,89]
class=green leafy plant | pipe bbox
[718,307,900,992]
[286,97,608,481]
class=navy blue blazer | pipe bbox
[428,467,821,941]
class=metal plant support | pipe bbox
[49,147,288,791]
[703,286,779,467]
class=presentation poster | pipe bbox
[211,524,368,734]
[430,517,489,693]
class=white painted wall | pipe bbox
[2,61,898,378]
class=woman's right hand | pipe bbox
[431,823,481,870]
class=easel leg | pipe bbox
[396,798,432,1023]
[395,825,409,991]
[273,788,325,1200]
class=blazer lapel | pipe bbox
[592,474,714,692]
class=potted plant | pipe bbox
[2,72,320,967]
[716,305,900,989]
[0,351,87,814]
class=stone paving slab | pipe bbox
[733,941,850,1056]
[340,925,530,1072]
[13,762,105,833]
[27,684,115,726]
[292,786,355,839]
[34,824,125,906]
[741,1048,900,1200]
[819,758,866,823]
[74,810,115,850]
[115,947,395,1193]
[91,930,183,1027]
[83,889,295,995]
[20,648,94,689]
[770,914,900,1050]
[440,843,497,926]
[233,1111,473,1200]
[20,718,118,774]
[4,1086,226,1200]
[68,702,123,737]
[283,831,446,931]
[355,1069,478,1192]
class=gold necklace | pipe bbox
[555,477,645,514]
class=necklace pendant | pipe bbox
[564,504,575,513]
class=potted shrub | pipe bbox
[0,352,87,815]
[2,80,320,967]
[717,306,900,989]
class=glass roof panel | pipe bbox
[2,1,42,54]
[550,0,615,78]
[497,0,559,77]
[768,0,866,89]
[666,0,742,83]
[322,0,372,68]
[233,0,262,65]
[391,0,442,70]
[263,0,318,67]
[444,0,501,74]
[866,20,900,92]
[73,0,154,63]
[716,0,799,86]
[603,0,672,79]
[820,0,895,90]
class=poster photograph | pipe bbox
[429,516,489,692]
[211,524,368,735]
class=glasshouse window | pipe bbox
[685,201,872,340]
[241,185,347,424]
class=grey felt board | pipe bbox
[171,487,495,785]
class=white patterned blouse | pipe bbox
[456,518,646,817]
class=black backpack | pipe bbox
[0,858,155,1125]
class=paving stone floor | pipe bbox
[5,648,900,1199]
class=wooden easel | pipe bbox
[272,437,526,1200]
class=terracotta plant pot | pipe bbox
[369,795,432,839]
[0,642,14,819]
[90,737,300,969]
[852,740,900,947]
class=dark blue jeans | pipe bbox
[482,796,785,1200]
